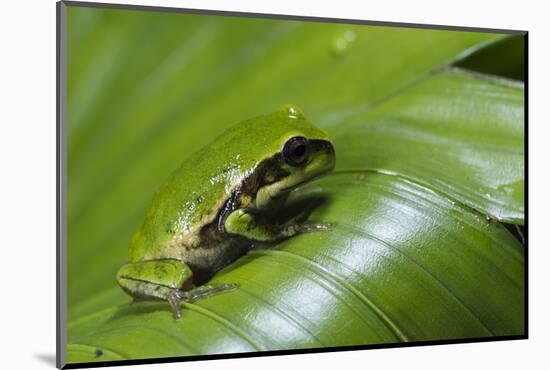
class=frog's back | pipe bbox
[128,139,250,261]
[128,106,330,261]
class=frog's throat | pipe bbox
[255,169,325,210]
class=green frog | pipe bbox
[116,105,336,318]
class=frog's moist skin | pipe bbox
[116,105,336,319]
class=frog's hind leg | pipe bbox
[116,259,234,319]
[116,259,193,318]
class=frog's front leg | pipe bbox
[116,259,234,319]
[224,209,331,242]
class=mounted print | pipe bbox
[57,1,527,368]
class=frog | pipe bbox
[116,105,336,319]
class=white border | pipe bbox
[2,1,548,369]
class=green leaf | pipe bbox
[66,344,125,363]
[455,35,525,81]
[64,4,524,364]
[68,171,523,360]
[331,68,524,224]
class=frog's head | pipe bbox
[253,105,336,209]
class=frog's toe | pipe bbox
[300,222,333,233]
[168,290,184,320]
[212,283,238,293]
[185,283,238,302]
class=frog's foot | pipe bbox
[167,291,184,320]
[276,204,332,237]
[225,208,332,242]
[168,283,238,320]
[117,260,237,320]
[298,222,332,233]
[276,222,332,239]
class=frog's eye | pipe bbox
[283,136,310,167]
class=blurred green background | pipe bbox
[66,4,524,363]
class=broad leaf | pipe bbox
[68,170,523,360]
[332,68,524,223]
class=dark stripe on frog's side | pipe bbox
[187,139,331,283]
[210,138,332,237]
[213,152,289,233]
[182,153,290,285]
